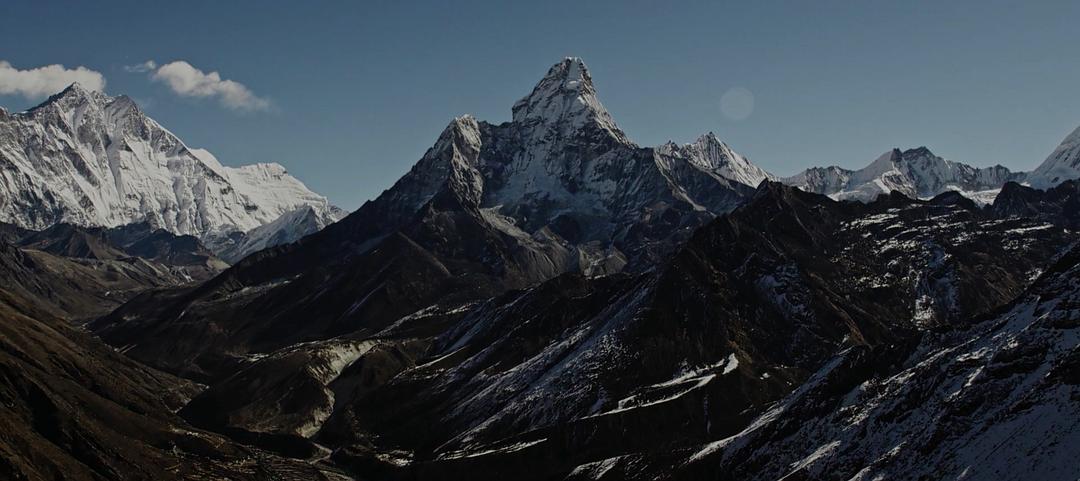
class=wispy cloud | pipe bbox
[123,60,157,73]
[133,60,270,112]
[0,60,106,98]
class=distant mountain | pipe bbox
[783,147,1023,204]
[91,57,776,379]
[990,179,1080,228]
[211,205,342,264]
[0,222,228,319]
[16,221,227,282]
[1024,125,1080,189]
[0,83,342,256]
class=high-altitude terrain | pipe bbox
[0,83,343,260]
[1,58,1079,481]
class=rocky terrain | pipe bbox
[0,220,232,321]
[0,238,356,480]
[89,58,774,380]
[2,57,1080,480]
[608,243,1080,481]
[185,183,1073,480]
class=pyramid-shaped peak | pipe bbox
[548,57,590,85]
[28,82,109,113]
[53,82,104,102]
[511,57,625,142]
[902,146,935,157]
[694,132,726,146]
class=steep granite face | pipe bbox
[784,147,1023,204]
[0,83,340,242]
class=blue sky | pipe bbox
[2,0,1079,209]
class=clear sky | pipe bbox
[2,0,1079,209]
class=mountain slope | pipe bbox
[0,237,213,321]
[211,205,343,264]
[160,184,1077,481]
[642,243,1080,481]
[989,179,1080,229]
[1026,125,1080,189]
[0,83,340,243]
[784,147,1022,204]
[0,240,353,480]
[91,57,773,379]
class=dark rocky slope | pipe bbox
[0,240,351,480]
[171,184,1077,480]
[90,59,769,381]
[607,244,1080,481]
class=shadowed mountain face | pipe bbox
[3,56,1077,481]
[989,179,1080,229]
[18,222,228,278]
[0,237,355,480]
[151,183,1077,480]
[608,244,1080,481]
[0,220,233,325]
[89,58,773,381]
[0,222,229,321]
[79,59,1080,481]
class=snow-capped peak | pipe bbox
[784,147,1021,205]
[511,57,627,144]
[1026,124,1080,189]
[212,204,342,263]
[0,85,341,249]
[28,82,104,112]
[658,133,776,188]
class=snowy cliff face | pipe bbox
[0,83,340,242]
[212,204,343,263]
[1026,125,1080,189]
[368,58,769,256]
[90,58,774,388]
[785,147,1023,205]
[657,133,775,188]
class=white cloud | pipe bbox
[0,60,106,98]
[123,60,157,73]
[146,60,270,112]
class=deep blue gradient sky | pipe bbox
[3,1,1079,209]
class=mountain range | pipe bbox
[0,83,343,262]
[4,60,1080,266]
[2,57,1080,480]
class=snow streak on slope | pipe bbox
[212,204,343,263]
[679,247,1080,481]
[657,133,775,188]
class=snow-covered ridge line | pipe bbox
[0,82,342,249]
[782,147,1024,205]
